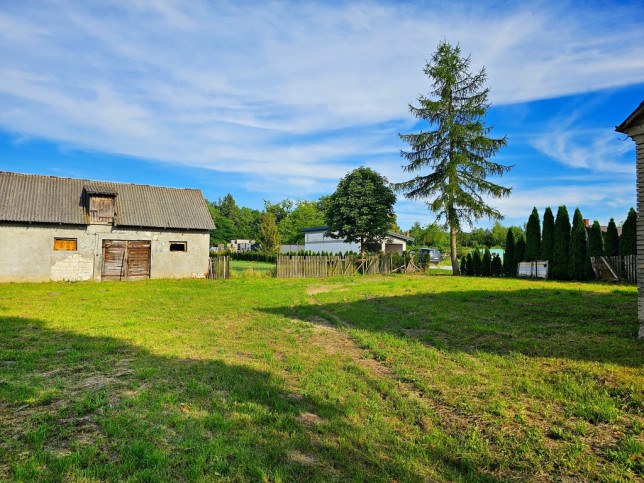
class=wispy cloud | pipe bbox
[0,0,641,222]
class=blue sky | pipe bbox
[0,0,643,230]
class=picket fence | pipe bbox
[276,255,394,279]
[208,256,231,280]
[591,255,637,283]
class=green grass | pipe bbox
[230,259,275,277]
[0,274,642,481]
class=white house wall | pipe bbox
[0,222,210,282]
[304,230,408,254]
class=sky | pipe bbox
[0,0,643,231]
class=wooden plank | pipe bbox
[101,240,126,281]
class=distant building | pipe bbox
[0,172,214,282]
[227,239,255,252]
[302,226,414,255]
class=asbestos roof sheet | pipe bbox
[0,172,215,230]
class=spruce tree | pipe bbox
[472,249,482,276]
[551,206,571,280]
[515,235,526,270]
[570,208,588,280]
[525,207,541,261]
[491,254,502,276]
[619,207,637,256]
[605,218,619,256]
[540,207,555,263]
[503,229,516,276]
[482,248,492,276]
[466,253,474,275]
[396,41,511,275]
[586,220,603,280]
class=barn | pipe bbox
[616,101,644,339]
[0,172,215,282]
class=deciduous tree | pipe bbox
[325,167,396,257]
[257,212,281,255]
[395,40,511,275]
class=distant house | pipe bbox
[302,226,414,255]
[227,239,256,252]
[615,101,644,339]
[0,172,215,282]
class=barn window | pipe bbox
[89,196,115,224]
[170,242,187,252]
[54,238,77,251]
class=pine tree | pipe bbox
[586,220,603,280]
[491,254,502,276]
[619,207,637,256]
[503,229,516,276]
[525,207,541,261]
[482,248,491,276]
[515,236,526,270]
[396,41,511,275]
[605,218,619,256]
[472,249,482,276]
[551,206,571,280]
[465,253,474,275]
[540,207,555,264]
[570,208,587,280]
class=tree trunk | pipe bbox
[450,223,460,275]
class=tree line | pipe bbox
[459,206,636,280]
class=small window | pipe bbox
[54,238,77,250]
[169,242,187,252]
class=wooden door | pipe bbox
[101,240,150,281]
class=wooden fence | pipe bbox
[276,255,394,279]
[208,256,230,280]
[593,255,637,283]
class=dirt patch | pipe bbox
[296,412,324,428]
[288,450,317,466]
[306,285,336,295]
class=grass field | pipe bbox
[230,260,275,277]
[1,274,642,481]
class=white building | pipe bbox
[302,226,414,255]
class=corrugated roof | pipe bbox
[0,172,215,230]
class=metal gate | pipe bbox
[101,240,151,281]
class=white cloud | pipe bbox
[0,0,642,199]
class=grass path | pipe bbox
[0,274,642,481]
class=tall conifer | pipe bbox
[551,205,571,280]
[605,218,619,256]
[472,249,482,276]
[525,207,541,261]
[515,235,526,270]
[503,229,515,276]
[540,207,555,263]
[619,207,637,256]
[570,208,587,280]
[482,248,492,276]
[586,220,603,279]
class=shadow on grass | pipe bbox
[261,286,642,368]
[0,316,495,482]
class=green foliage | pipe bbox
[408,222,450,252]
[540,207,555,263]
[570,208,588,280]
[460,255,467,274]
[257,212,281,255]
[325,167,396,255]
[465,252,474,275]
[525,207,541,261]
[277,200,325,244]
[619,208,637,256]
[514,236,526,268]
[587,221,603,280]
[210,215,237,245]
[481,248,491,276]
[491,254,502,276]
[605,218,619,256]
[552,206,572,280]
[472,249,482,276]
[503,229,515,276]
[396,40,511,274]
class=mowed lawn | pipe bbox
[0,274,642,481]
